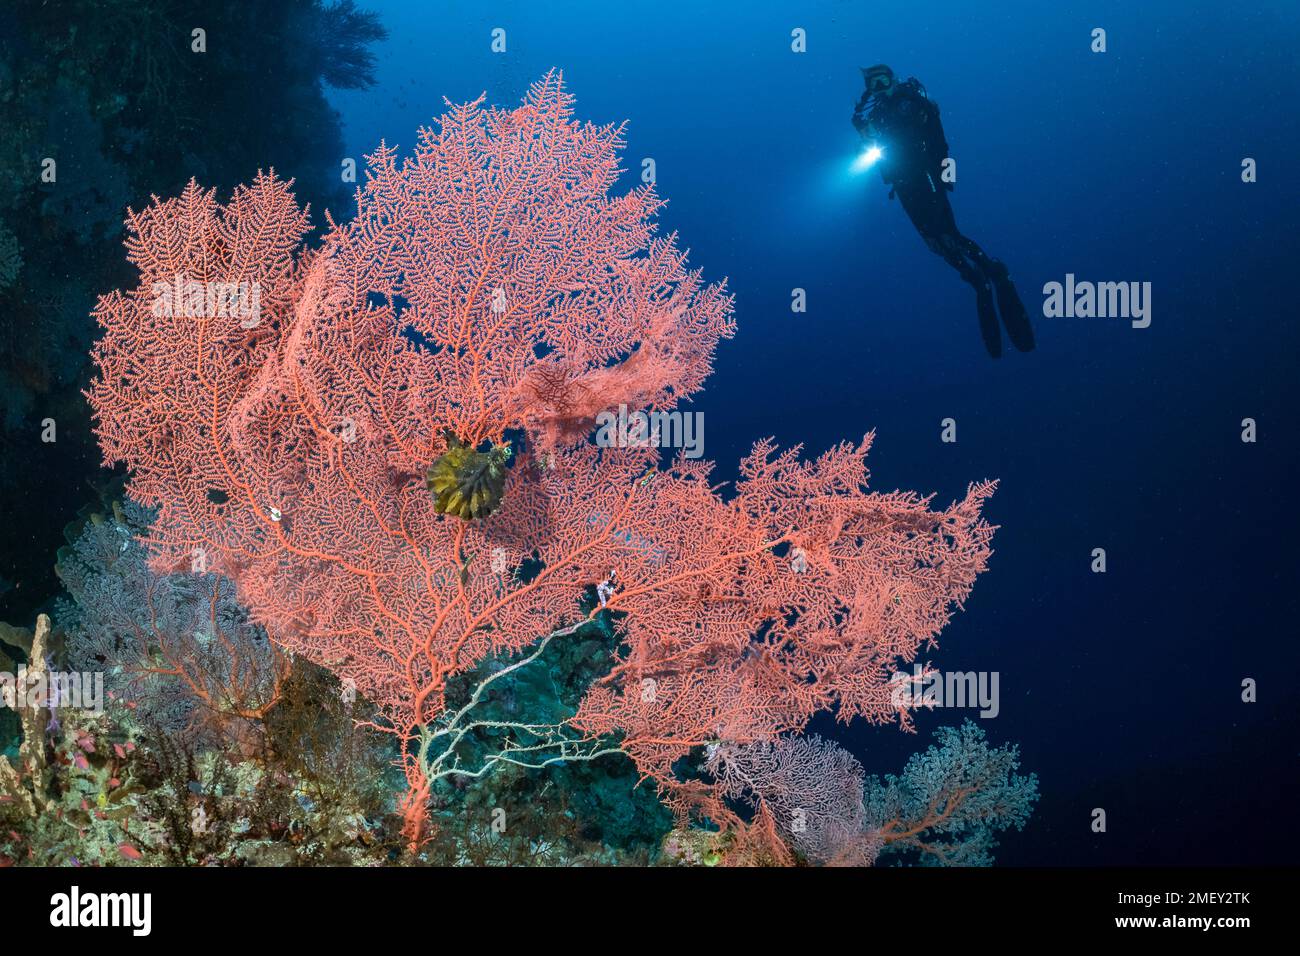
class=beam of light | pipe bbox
[851,144,884,174]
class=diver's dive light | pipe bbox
[852,144,884,173]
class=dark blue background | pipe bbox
[326,0,1300,864]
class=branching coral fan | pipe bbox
[88,72,997,849]
[705,723,1037,867]
[57,498,289,740]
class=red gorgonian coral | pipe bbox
[88,73,996,845]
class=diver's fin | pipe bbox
[976,285,1001,358]
[987,260,1036,352]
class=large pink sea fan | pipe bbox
[89,73,995,844]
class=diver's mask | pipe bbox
[861,64,896,97]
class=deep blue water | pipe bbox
[330,1,1300,865]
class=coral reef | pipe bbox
[1,616,407,867]
[0,70,1043,867]
[87,75,1002,857]
[685,722,1038,867]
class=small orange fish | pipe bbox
[117,843,142,861]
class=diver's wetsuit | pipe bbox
[854,78,1034,356]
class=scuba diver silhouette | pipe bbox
[853,64,1034,357]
